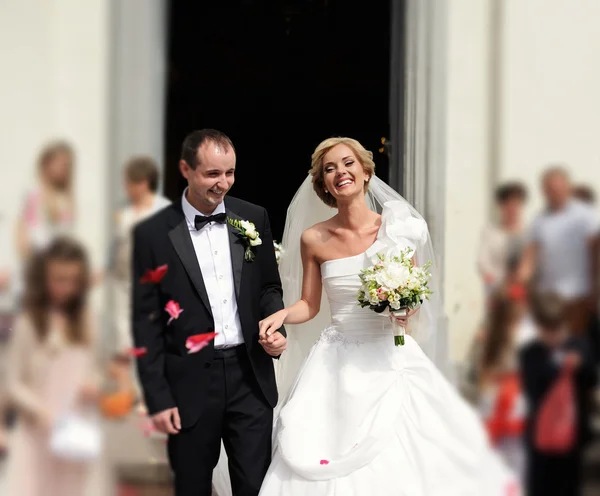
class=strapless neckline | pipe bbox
[320,251,367,267]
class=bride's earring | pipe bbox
[325,190,329,194]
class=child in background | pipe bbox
[504,252,536,349]
[479,288,528,482]
[6,237,100,496]
[520,292,598,496]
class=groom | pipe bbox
[132,129,287,496]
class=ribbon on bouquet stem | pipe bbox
[391,307,408,346]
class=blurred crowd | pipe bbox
[471,167,600,495]
[0,141,170,494]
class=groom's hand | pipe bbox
[151,407,181,435]
[259,331,287,357]
[259,310,287,356]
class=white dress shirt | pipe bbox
[529,199,600,299]
[181,189,243,348]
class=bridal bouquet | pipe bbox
[357,248,432,346]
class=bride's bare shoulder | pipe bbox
[300,219,334,250]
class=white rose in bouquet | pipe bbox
[375,261,411,291]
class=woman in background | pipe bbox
[6,237,100,496]
[109,156,170,353]
[478,182,527,298]
[16,141,76,263]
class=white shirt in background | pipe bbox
[112,194,171,351]
[529,199,600,300]
[477,224,525,291]
[181,190,243,348]
[514,313,536,350]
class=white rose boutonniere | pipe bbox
[228,218,262,261]
[273,241,283,264]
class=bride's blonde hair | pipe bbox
[309,137,375,208]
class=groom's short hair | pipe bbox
[181,129,235,170]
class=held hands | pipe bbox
[259,310,288,357]
[151,407,181,435]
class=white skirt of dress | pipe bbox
[258,330,518,496]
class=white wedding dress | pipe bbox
[258,205,518,495]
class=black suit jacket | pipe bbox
[132,196,286,427]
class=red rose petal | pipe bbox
[165,300,184,324]
[185,332,218,354]
[319,459,329,465]
[140,264,168,284]
[127,347,147,358]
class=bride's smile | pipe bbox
[322,143,370,202]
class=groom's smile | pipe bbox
[180,139,236,215]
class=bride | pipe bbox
[256,137,518,495]
[213,137,518,495]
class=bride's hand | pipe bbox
[259,310,287,341]
[389,305,420,328]
[259,310,288,356]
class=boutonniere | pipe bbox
[227,218,262,261]
[273,240,283,264]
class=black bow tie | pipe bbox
[194,212,227,230]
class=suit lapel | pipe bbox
[168,214,213,317]
[225,207,244,300]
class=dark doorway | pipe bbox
[165,0,392,240]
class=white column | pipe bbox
[402,0,448,278]
[401,0,452,374]
[108,0,168,205]
[443,0,496,361]
[104,0,168,349]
